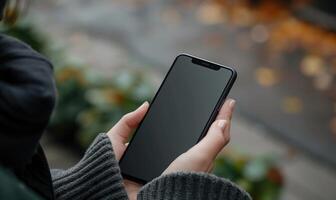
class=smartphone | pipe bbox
[119,54,237,184]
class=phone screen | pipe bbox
[119,55,235,183]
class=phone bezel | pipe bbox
[119,53,237,184]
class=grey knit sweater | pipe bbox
[51,134,251,200]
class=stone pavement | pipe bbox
[31,1,336,199]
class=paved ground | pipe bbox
[32,0,336,199]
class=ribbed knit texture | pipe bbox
[138,172,252,200]
[51,133,128,200]
[51,133,251,200]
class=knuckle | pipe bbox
[121,113,130,122]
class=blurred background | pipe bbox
[2,0,336,199]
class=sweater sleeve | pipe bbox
[137,172,252,200]
[50,133,128,200]
[51,133,251,200]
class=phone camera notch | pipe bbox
[192,58,220,71]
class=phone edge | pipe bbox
[119,54,185,184]
[120,53,237,184]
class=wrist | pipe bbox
[124,179,142,200]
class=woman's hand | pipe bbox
[106,99,235,200]
[107,101,149,200]
[163,98,235,174]
[107,101,149,161]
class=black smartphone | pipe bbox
[119,54,237,184]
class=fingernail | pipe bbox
[139,101,149,109]
[229,99,236,108]
[217,120,227,130]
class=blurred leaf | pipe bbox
[215,153,283,200]
[282,96,303,114]
[214,157,240,181]
[197,2,226,25]
[300,55,324,77]
[250,24,269,43]
[255,67,280,87]
[313,71,333,91]
[244,158,269,181]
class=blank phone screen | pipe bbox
[119,55,234,182]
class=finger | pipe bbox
[187,119,230,161]
[216,98,236,121]
[110,101,149,143]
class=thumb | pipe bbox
[109,101,149,143]
[187,119,230,161]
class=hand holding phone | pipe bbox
[162,98,235,174]
[119,54,237,184]
[107,98,235,200]
[107,54,237,199]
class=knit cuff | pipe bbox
[137,172,251,200]
[51,133,128,200]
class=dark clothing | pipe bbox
[0,34,56,199]
[0,167,42,200]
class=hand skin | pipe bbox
[107,99,235,200]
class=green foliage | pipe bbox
[49,66,154,148]
[214,153,283,200]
